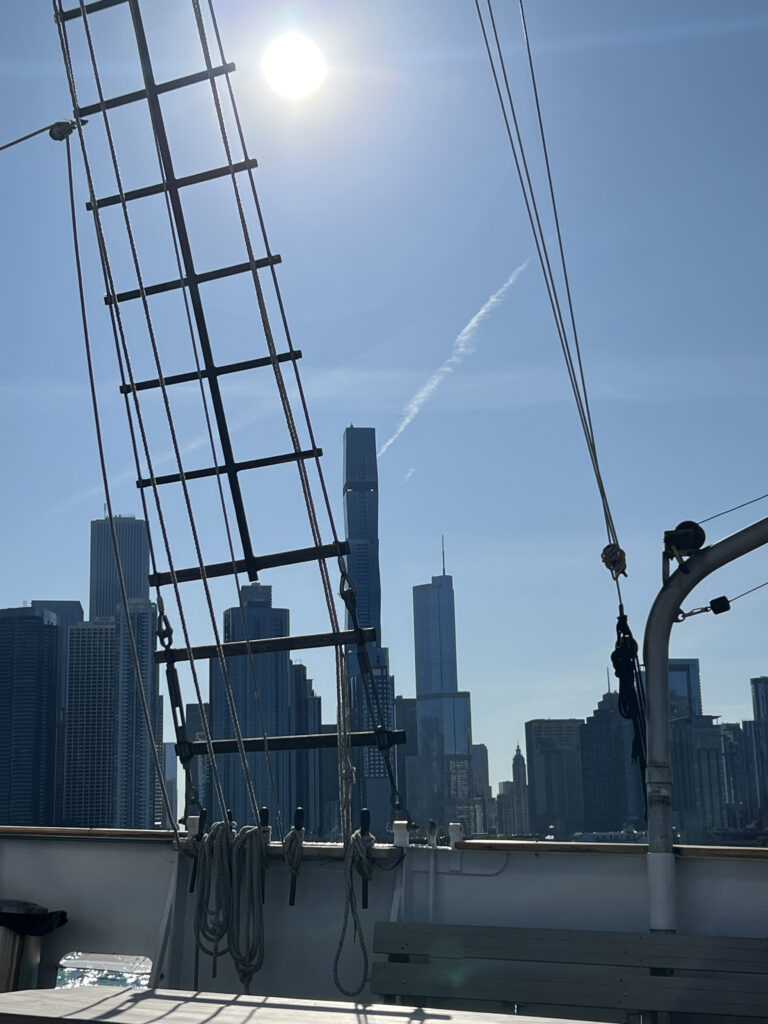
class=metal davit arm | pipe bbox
[643,514,768,930]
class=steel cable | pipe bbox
[476,0,622,568]
[63,131,179,841]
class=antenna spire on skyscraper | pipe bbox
[441,535,446,576]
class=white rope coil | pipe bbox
[193,822,233,975]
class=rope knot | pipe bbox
[601,542,627,580]
[350,827,375,881]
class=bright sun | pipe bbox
[262,33,328,101]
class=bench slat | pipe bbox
[373,922,768,973]
[371,960,768,1017]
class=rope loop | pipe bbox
[193,821,234,976]
[283,822,305,876]
[332,828,374,997]
[350,827,375,881]
[229,825,266,991]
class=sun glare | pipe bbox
[262,32,328,101]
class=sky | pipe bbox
[2,0,768,792]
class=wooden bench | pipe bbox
[371,921,768,1022]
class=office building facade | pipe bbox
[30,599,84,824]
[64,619,117,826]
[0,607,59,826]
[209,585,292,828]
[409,569,474,831]
[89,515,149,620]
[342,427,396,834]
[114,598,162,828]
[525,719,585,839]
[581,692,644,833]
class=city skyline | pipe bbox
[3,504,768,842]
[4,4,768,790]
[4,507,768,811]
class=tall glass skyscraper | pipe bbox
[64,619,117,826]
[64,516,161,828]
[342,427,395,833]
[114,598,162,828]
[89,515,149,620]
[410,567,474,831]
[343,427,382,641]
[0,607,59,825]
[30,600,84,824]
[668,658,702,717]
[209,584,292,828]
[413,574,458,695]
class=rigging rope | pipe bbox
[339,569,409,822]
[698,491,768,525]
[77,0,263,827]
[611,607,647,787]
[475,0,625,591]
[54,0,231,824]
[731,579,768,602]
[332,827,375,997]
[63,131,179,841]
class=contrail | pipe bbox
[378,259,529,456]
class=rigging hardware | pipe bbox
[611,606,647,805]
[663,521,707,581]
[0,118,83,153]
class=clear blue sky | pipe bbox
[2,1,768,790]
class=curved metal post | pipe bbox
[643,515,768,930]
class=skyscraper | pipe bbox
[671,714,728,843]
[745,675,768,824]
[64,619,117,826]
[64,516,161,829]
[89,516,149,620]
[581,692,644,833]
[410,565,474,831]
[291,662,322,835]
[668,659,703,718]
[30,600,83,825]
[413,573,458,695]
[511,744,530,835]
[525,719,585,839]
[342,426,395,834]
[209,584,292,827]
[0,607,59,825]
[114,599,162,828]
[750,677,768,722]
[343,427,382,641]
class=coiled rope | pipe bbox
[229,826,267,990]
[193,821,233,976]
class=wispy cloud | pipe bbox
[401,467,415,484]
[378,260,529,456]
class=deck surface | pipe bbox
[0,987,603,1024]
